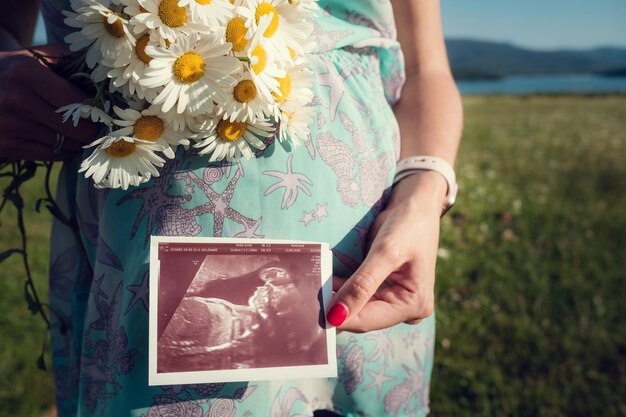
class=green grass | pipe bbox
[1,95,624,416]
[0,165,57,417]
[432,95,626,417]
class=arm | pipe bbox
[393,0,462,162]
[327,0,463,332]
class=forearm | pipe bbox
[394,70,462,164]
[391,0,462,165]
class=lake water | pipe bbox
[456,74,626,95]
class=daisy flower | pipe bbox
[57,100,113,127]
[141,32,241,115]
[107,32,160,102]
[193,115,274,161]
[245,15,285,101]
[80,136,166,190]
[272,59,314,111]
[223,8,253,58]
[276,105,313,145]
[273,60,314,144]
[178,0,234,27]
[239,0,315,61]
[110,106,190,158]
[217,69,273,122]
[64,0,135,68]
[130,0,200,42]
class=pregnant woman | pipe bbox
[0,0,462,415]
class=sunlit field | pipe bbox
[1,95,625,417]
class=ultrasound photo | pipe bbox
[149,237,335,385]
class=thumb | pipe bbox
[326,246,397,327]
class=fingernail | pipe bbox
[327,303,348,327]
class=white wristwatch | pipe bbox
[393,156,458,215]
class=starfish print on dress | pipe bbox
[234,218,264,239]
[117,158,192,247]
[363,365,396,398]
[316,64,345,122]
[403,331,421,349]
[125,270,149,315]
[310,19,354,54]
[300,210,316,227]
[270,387,308,417]
[365,329,395,365]
[185,166,260,237]
[263,154,314,210]
[314,203,328,222]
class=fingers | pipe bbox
[21,91,100,144]
[336,299,409,333]
[0,53,101,162]
[12,64,100,142]
[13,54,92,108]
[0,140,77,161]
[326,243,398,328]
[0,116,84,161]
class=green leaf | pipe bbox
[0,248,21,263]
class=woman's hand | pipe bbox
[0,44,99,161]
[328,171,447,332]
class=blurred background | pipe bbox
[1,0,625,416]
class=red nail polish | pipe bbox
[327,303,348,327]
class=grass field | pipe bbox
[1,95,625,416]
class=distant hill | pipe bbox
[445,39,626,80]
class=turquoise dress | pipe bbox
[43,1,435,416]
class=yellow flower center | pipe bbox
[226,17,248,52]
[135,34,152,64]
[195,0,212,4]
[173,52,205,84]
[255,2,279,37]
[158,0,187,28]
[106,140,136,158]
[134,116,164,141]
[233,80,257,103]
[251,45,267,74]
[103,17,125,38]
[217,120,247,142]
[288,47,297,59]
[272,74,292,102]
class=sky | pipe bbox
[34,1,626,50]
[441,0,626,50]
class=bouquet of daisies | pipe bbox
[59,0,318,189]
